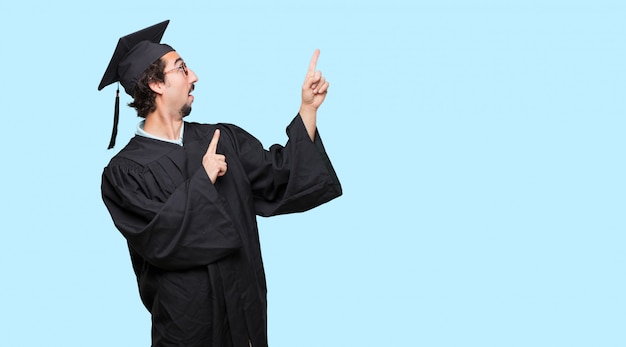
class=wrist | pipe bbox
[299,105,317,117]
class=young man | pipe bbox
[98,21,342,347]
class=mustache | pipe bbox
[189,84,195,93]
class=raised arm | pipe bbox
[299,49,329,141]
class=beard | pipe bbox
[180,104,192,118]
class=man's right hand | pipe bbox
[203,129,227,183]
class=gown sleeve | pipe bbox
[101,154,242,271]
[224,114,343,217]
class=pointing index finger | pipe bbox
[208,129,220,154]
[308,49,320,73]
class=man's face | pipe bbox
[161,51,198,117]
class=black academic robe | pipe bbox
[101,115,342,347]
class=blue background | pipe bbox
[1,1,624,346]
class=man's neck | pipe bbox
[143,110,184,141]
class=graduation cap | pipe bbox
[98,20,175,149]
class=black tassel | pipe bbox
[107,85,120,149]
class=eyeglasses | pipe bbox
[164,62,189,76]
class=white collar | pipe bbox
[136,120,184,146]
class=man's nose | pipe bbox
[188,69,199,83]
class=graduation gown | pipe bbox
[101,115,342,347]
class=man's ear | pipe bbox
[149,80,165,95]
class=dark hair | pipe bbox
[128,58,167,118]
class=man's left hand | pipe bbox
[301,49,329,111]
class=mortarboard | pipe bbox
[98,20,175,149]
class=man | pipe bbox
[98,20,342,347]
